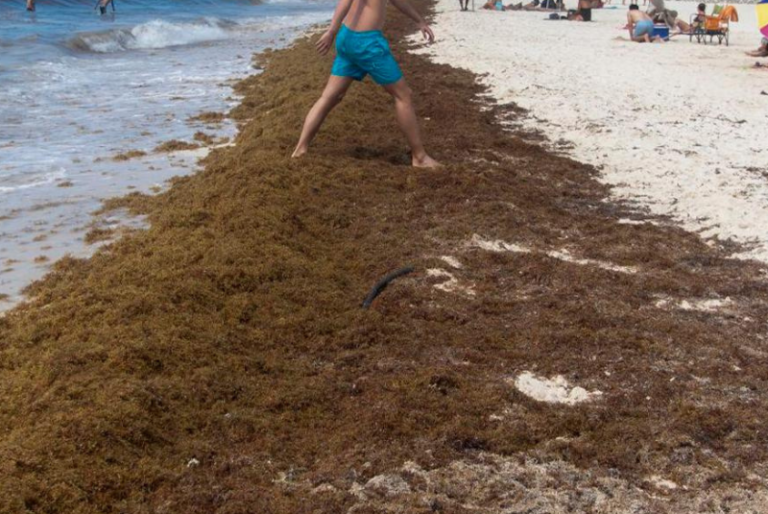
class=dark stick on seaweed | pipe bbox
[361,266,415,309]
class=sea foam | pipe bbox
[67,18,234,53]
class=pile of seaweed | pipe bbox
[2,5,768,513]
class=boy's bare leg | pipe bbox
[382,78,439,168]
[292,75,354,158]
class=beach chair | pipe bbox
[691,5,738,46]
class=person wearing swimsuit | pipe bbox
[292,0,440,168]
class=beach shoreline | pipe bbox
[0,8,334,313]
[1,3,768,512]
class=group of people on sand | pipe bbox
[479,0,563,12]
[24,0,115,14]
[628,0,758,47]
[478,0,603,21]
[619,0,764,50]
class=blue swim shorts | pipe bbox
[633,19,654,38]
[331,24,403,85]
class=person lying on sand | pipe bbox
[746,38,768,57]
[627,4,663,42]
[482,0,506,10]
[507,0,563,11]
[292,0,439,168]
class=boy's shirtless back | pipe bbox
[343,0,389,31]
[627,8,651,23]
[627,4,660,42]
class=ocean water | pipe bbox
[0,0,333,309]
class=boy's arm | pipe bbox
[316,0,355,55]
[390,0,435,42]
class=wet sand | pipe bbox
[1,3,768,513]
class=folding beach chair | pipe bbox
[691,5,738,46]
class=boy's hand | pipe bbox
[419,23,435,43]
[316,30,335,55]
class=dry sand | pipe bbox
[413,0,768,262]
[512,371,603,404]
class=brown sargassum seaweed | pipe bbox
[1,5,768,513]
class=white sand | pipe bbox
[512,371,603,404]
[413,1,768,262]
[469,234,637,272]
[655,295,734,311]
[439,255,464,268]
[426,267,477,294]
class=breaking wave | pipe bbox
[66,18,237,53]
[0,169,67,194]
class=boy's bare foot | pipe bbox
[291,146,307,158]
[412,154,441,168]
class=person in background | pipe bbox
[482,0,506,10]
[691,2,706,32]
[746,38,768,57]
[95,0,115,15]
[26,0,35,11]
[507,0,563,11]
[458,0,471,11]
[627,4,663,42]
[569,0,602,21]
[647,0,690,33]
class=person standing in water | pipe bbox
[26,0,35,11]
[94,0,115,15]
[292,0,440,168]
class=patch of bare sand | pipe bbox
[512,371,602,405]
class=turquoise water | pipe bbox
[0,0,333,306]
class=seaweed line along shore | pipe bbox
[2,1,768,512]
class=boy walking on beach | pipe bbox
[292,0,440,168]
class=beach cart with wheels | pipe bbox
[691,5,738,46]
